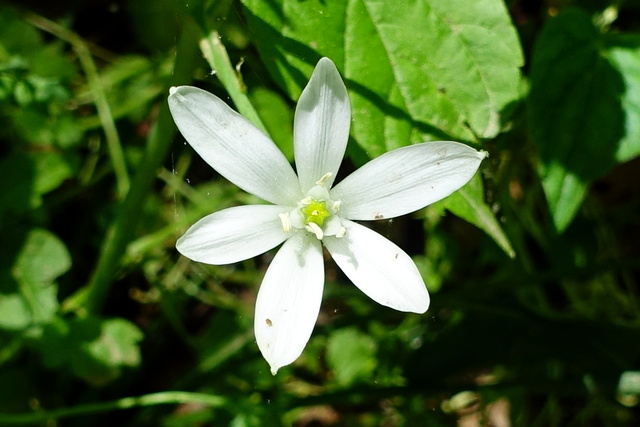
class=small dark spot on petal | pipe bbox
[266,319,273,326]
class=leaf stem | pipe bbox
[25,12,130,199]
[0,391,227,425]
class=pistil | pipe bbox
[280,172,347,240]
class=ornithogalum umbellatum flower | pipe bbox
[168,58,487,374]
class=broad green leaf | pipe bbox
[241,0,523,155]
[32,151,77,195]
[0,292,31,330]
[437,174,515,258]
[326,327,377,386]
[14,228,71,284]
[83,318,143,370]
[0,229,69,330]
[528,9,637,232]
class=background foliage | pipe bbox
[0,0,639,425]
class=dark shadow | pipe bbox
[528,9,635,200]
[0,152,35,297]
[408,290,640,390]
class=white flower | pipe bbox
[168,58,487,374]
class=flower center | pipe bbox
[301,200,330,227]
[279,172,346,240]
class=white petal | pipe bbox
[254,233,324,374]
[169,86,301,205]
[331,141,487,220]
[294,58,350,193]
[176,205,289,265]
[324,220,429,313]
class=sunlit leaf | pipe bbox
[607,36,640,163]
[326,327,377,386]
[14,228,71,284]
[0,229,69,330]
[241,0,523,155]
[36,317,143,385]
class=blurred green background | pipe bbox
[0,0,639,425]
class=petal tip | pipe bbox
[169,86,178,96]
[398,295,430,314]
[317,57,335,68]
[413,301,430,315]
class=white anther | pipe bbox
[332,200,341,213]
[315,172,332,186]
[306,222,324,239]
[335,227,347,238]
[279,212,291,233]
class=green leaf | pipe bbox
[241,0,523,155]
[326,327,377,386]
[0,292,32,330]
[0,229,69,330]
[528,9,635,232]
[32,151,77,195]
[250,87,294,161]
[437,174,515,258]
[14,228,71,284]
[36,317,143,385]
[82,318,143,371]
[607,36,640,163]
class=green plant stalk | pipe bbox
[25,13,130,200]
[199,30,268,133]
[0,391,227,425]
[64,23,202,315]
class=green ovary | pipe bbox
[300,200,331,227]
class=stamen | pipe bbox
[315,172,332,186]
[279,212,291,232]
[332,200,341,213]
[336,227,346,238]
[306,222,324,239]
